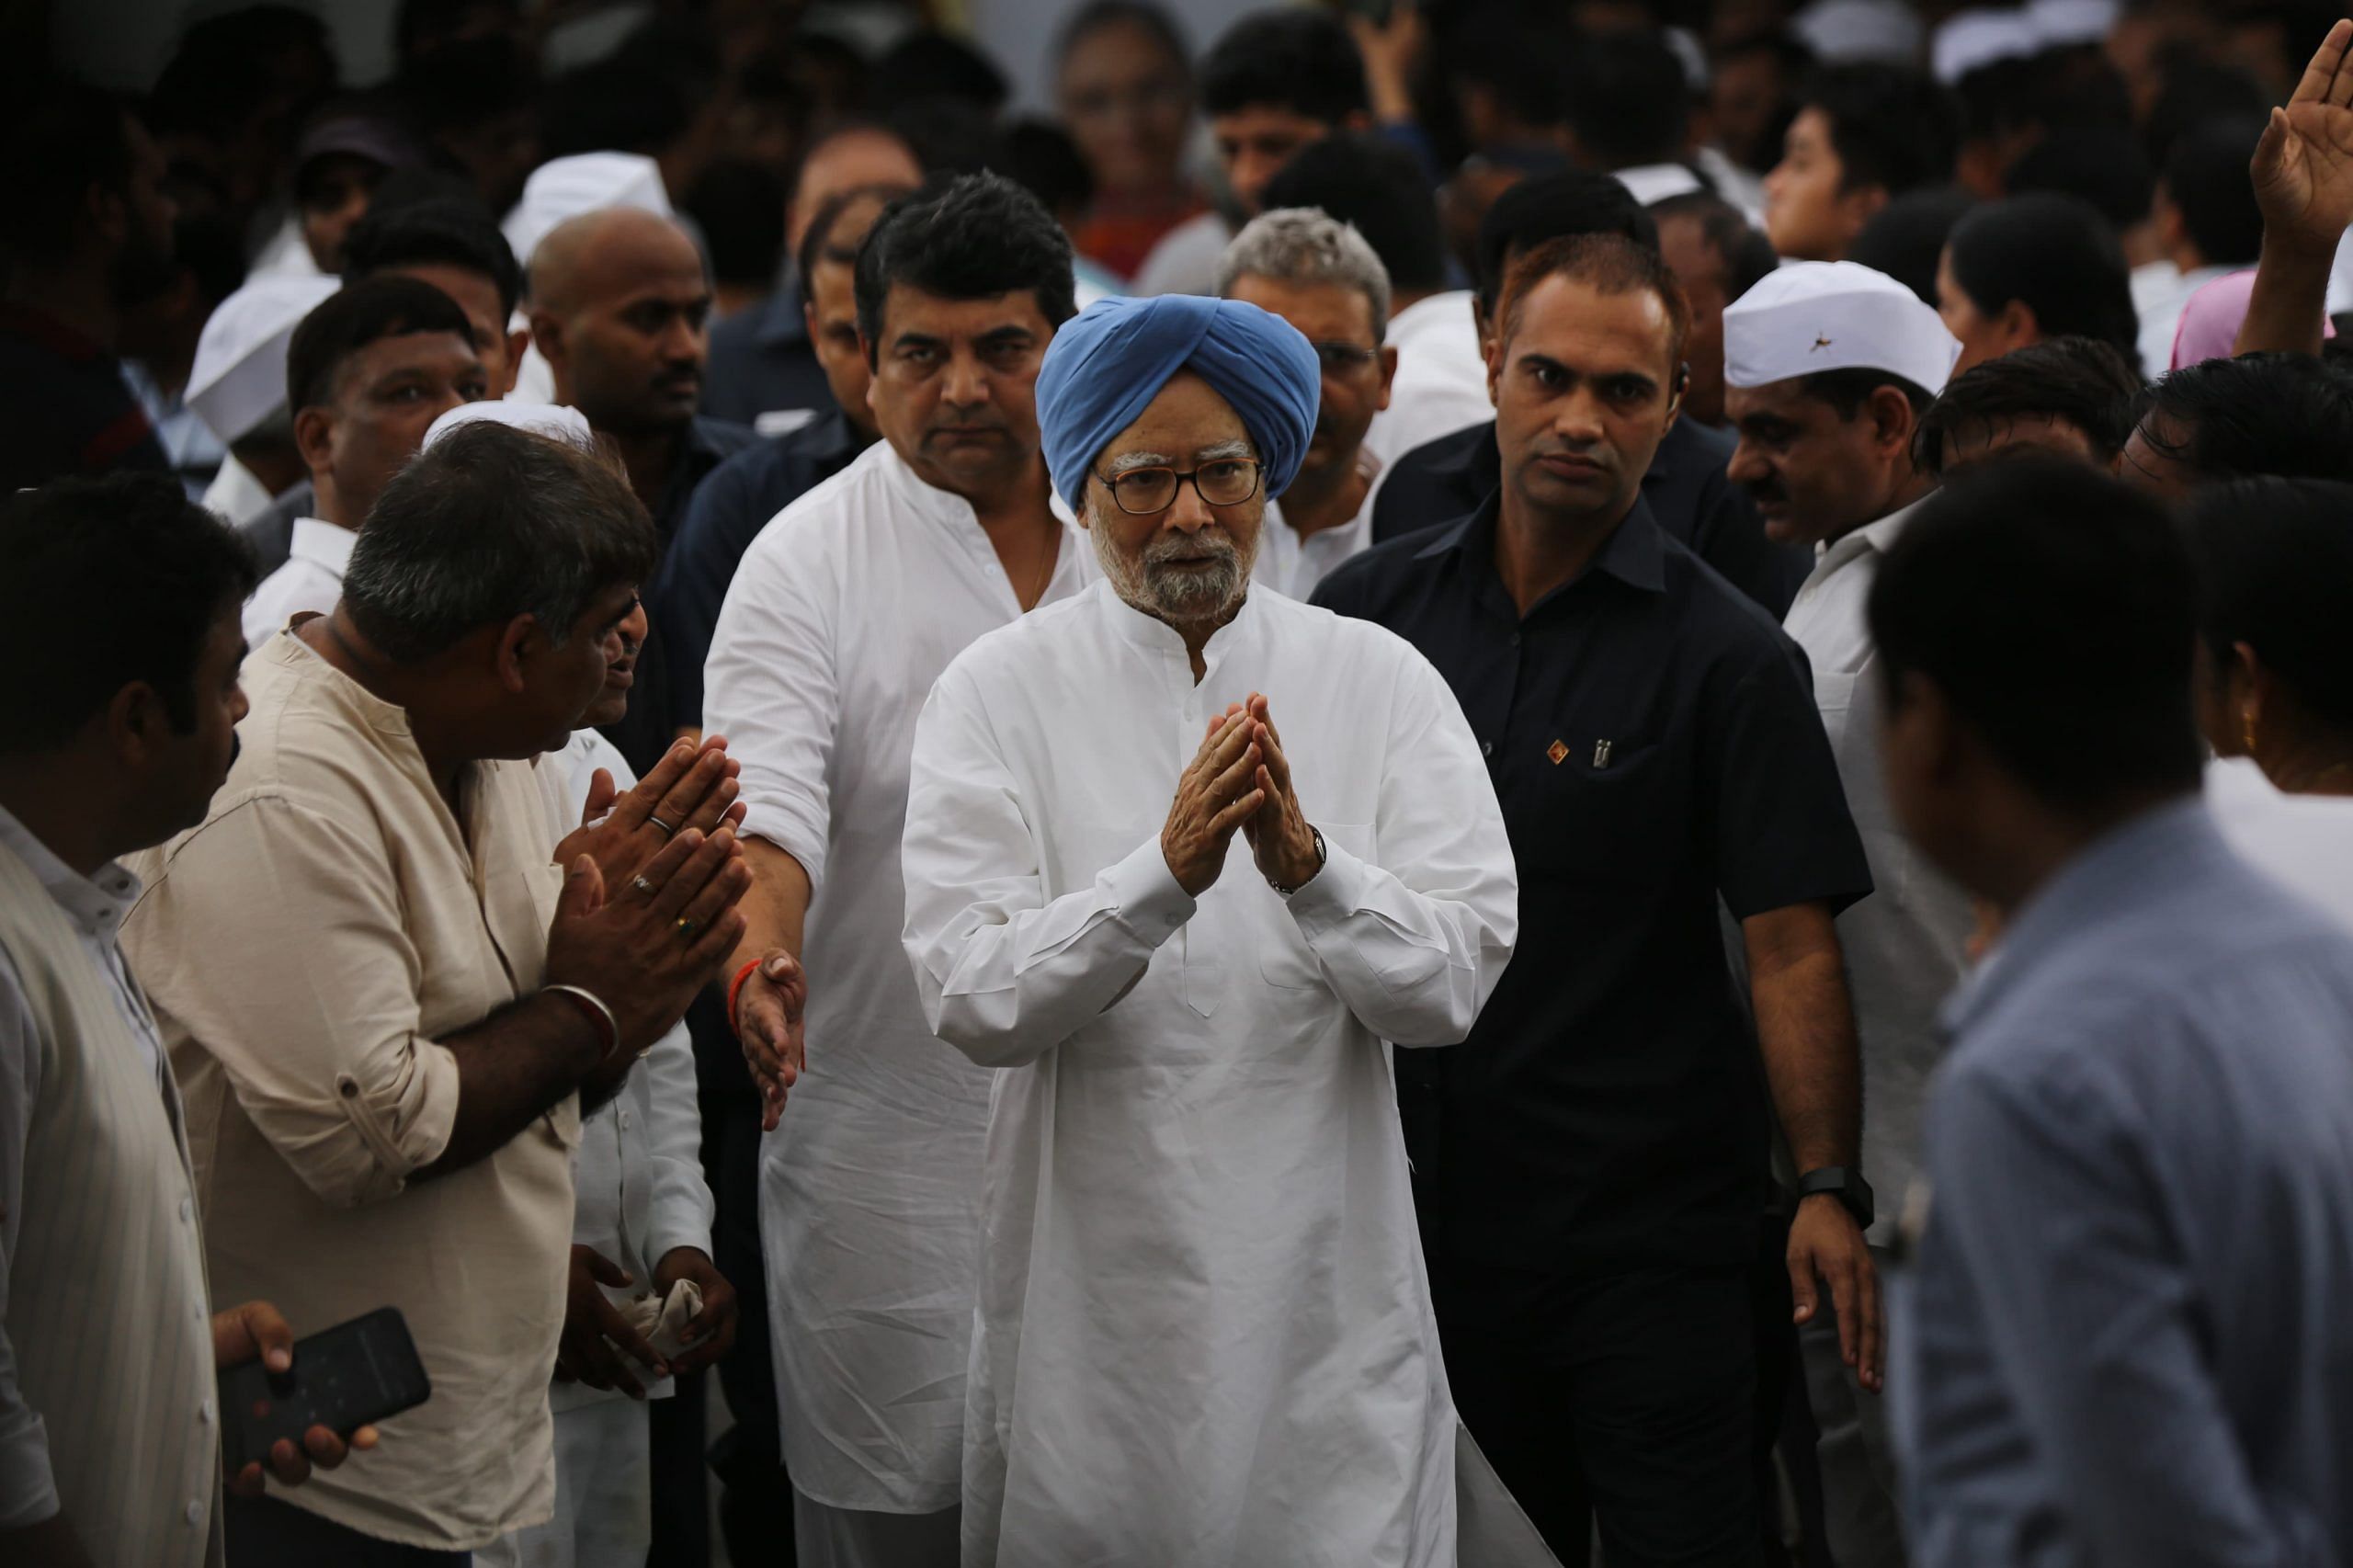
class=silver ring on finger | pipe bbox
[629,875,659,898]
[647,814,679,837]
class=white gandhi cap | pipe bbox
[501,153,672,267]
[1722,260,1962,396]
[423,400,596,450]
[185,274,343,444]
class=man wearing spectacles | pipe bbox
[1213,209,1398,598]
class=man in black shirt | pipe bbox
[0,80,176,492]
[1315,233,1875,1566]
[1368,171,1810,617]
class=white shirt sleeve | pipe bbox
[0,957,61,1530]
[635,1021,713,1266]
[1278,651,1518,1047]
[900,665,1199,1068]
[702,527,839,893]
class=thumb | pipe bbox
[581,767,617,827]
[761,951,800,985]
[582,1249,633,1289]
[1789,1252,1820,1324]
[237,1300,297,1371]
[557,854,605,921]
[2255,107,2291,184]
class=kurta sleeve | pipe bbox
[637,1020,714,1266]
[126,795,460,1209]
[1281,644,1518,1047]
[1922,1049,2333,1567]
[703,522,839,896]
[901,664,1198,1068]
[0,964,59,1530]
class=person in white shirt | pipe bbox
[1722,260,1968,1568]
[0,476,370,1568]
[242,277,488,647]
[2134,118,2265,376]
[187,274,342,528]
[709,174,1092,1568]
[1212,208,1394,598]
[895,292,1525,1566]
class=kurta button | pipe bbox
[185,1501,203,1524]
[1508,631,1522,648]
[199,1400,214,1424]
[1481,741,1494,757]
[179,1197,192,1221]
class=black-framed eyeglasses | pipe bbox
[1091,458,1264,515]
[1310,341,1381,373]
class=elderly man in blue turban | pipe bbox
[899,294,1532,1566]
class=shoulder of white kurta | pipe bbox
[932,585,1102,690]
[1257,588,1459,709]
[727,439,891,585]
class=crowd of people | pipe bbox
[6,0,2353,1565]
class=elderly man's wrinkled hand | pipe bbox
[1162,705,1265,897]
[1238,695,1322,891]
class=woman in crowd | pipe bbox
[1935,191,2141,374]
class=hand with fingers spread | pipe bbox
[1162,705,1267,897]
[544,824,753,1054]
[211,1300,380,1494]
[2254,17,2353,255]
[553,734,746,891]
[553,1246,665,1399]
[1236,693,1324,892]
[736,948,808,1132]
[1790,1194,1884,1392]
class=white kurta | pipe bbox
[700,440,1094,1515]
[1361,290,1493,472]
[241,517,356,648]
[900,580,1519,1567]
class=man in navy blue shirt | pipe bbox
[1366,171,1810,618]
[1875,460,2353,1566]
[1316,233,1873,1565]
[649,182,905,740]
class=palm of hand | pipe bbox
[2271,102,2353,229]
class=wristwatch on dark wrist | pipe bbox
[1797,1165,1875,1230]
[1268,824,1327,896]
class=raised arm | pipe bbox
[2236,18,2353,358]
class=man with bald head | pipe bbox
[530,206,756,774]
[896,292,1520,1565]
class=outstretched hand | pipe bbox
[2253,17,2353,254]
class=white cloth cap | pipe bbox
[422,400,596,450]
[501,153,672,267]
[1791,0,1926,62]
[1723,260,1962,394]
[185,275,343,444]
[1933,9,2043,82]
[2027,0,2119,47]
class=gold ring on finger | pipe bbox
[676,916,699,939]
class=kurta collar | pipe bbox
[1804,495,1927,586]
[872,439,1080,534]
[269,620,415,738]
[0,799,142,940]
[290,516,359,575]
[1088,576,1262,672]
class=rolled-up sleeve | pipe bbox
[127,795,460,1207]
[702,521,838,897]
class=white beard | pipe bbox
[1089,517,1257,626]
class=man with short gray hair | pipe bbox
[1214,208,1397,597]
[125,422,753,1562]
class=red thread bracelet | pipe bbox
[727,957,765,1041]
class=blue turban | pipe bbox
[1036,295,1323,514]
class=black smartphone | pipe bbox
[219,1306,431,1475]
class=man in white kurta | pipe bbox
[900,293,1520,1566]
[708,173,1095,1565]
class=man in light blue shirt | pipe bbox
[1867,457,2353,1566]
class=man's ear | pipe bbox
[501,326,530,396]
[1377,344,1399,412]
[1998,298,2038,351]
[527,311,563,370]
[1870,385,1918,456]
[293,404,335,481]
[494,614,538,694]
[104,680,166,767]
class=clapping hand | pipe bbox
[2253,17,2353,256]
[555,734,746,890]
[1237,694,1322,891]
[1161,705,1266,896]
[544,825,752,1055]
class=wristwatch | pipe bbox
[1797,1165,1876,1230]
[1267,824,1327,896]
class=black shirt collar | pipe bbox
[1420,488,1670,610]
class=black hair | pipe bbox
[2143,58,2269,166]
[1259,131,1447,295]
[393,0,521,64]
[285,273,479,415]
[394,31,539,131]
[537,57,690,161]
[341,196,523,319]
[1802,63,1961,198]
[1444,16,1575,133]
[1563,29,1691,168]
[1199,8,1370,125]
[342,421,656,664]
[0,475,258,753]
[2183,477,2353,731]
[1914,336,2145,473]
[1648,190,1779,302]
[1945,193,2139,360]
[1474,171,1657,312]
[0,77,137,265]
[2132,353,2353,484]
[1869,458,2203,811]
[681,157,790,290]
[988,119,1096,222]
[852,172,1077,354]
[174,210,250,309]
[2163,115,2266,267]
[1847,186,1974,306]
[1056,0,1190,72]
[2004,127,2154,232]
[796,182,916,308]
[878,31,1012,112]
[1801,367,1937,422]
[886,97,1002,178]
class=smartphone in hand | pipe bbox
[219,1306,431,1474]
